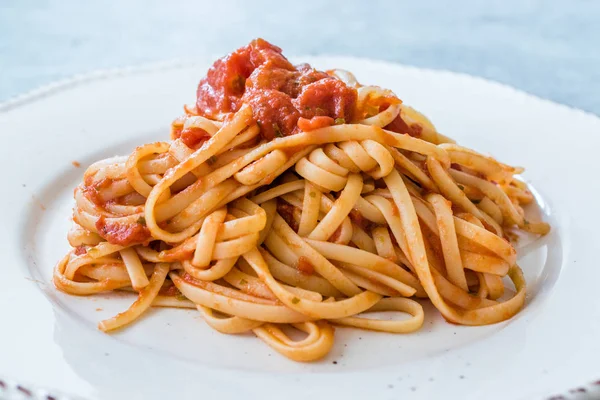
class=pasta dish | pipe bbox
[54,39,550,361]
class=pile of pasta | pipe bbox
[54,71,549,361]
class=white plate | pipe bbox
[2,56,600,400]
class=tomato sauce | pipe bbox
[157,244,193,262]
[82,177,113,208]
[296,256,314,275]
[297,116,334,132]
[179,127,210,148]
[95,216,151,246]
[329,225,343,243]
[349,209,371,231]
[170,115,186,140]
[385,113,423,138]
[195,38,358,140]
[159,283,181,296]
[276,200,299,232]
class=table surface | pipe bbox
[1,0,599,115]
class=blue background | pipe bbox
[1,0,598,114]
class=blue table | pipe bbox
[1,0,598,115]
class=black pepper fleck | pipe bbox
[333,361,338,364]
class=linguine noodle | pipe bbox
[54,40,549,361]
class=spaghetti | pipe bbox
[54,39,549,361]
